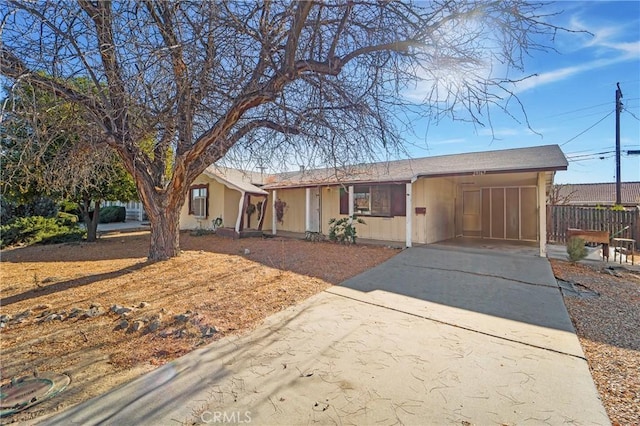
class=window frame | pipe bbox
[189,184,209,218]
[339,184,406,217]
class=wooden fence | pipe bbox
[547,205,639,248]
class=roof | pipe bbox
[262,145,568,189]
[203,166,268,195]
[555,182,640,206]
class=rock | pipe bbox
[128,320,145,333]
[147,320,161,333]
[174,312,191,323]
[110,305,132,315]
[89,302,102,309]
[68,308,84,318]
[43,313,63,322]
[85,306,104,318]
[15,310,31,320]
[243,248,250,255]
[114,319,129,331]
[41,276,61,284]
[174,329,188,338]
[138,302,150,309]
[201,326,218,337]
[0,314,12,323]
[0,322,5,329]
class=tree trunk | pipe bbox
[145,196,182,261]
[81,198,100,242]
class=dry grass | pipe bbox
[551,259,640,426]
[0,231,398,423]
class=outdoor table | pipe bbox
[612,238,636,265]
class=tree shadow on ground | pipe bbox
[0,262,151,307]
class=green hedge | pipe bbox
[98,206,126,223]
[0,216,86,249]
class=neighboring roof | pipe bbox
[555,182,640,206]
[262,145,568,189]
[203,165,268,195]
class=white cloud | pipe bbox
[512,13,640,93]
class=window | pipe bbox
[189,184,209,218]
[339,184,406,217]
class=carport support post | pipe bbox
[538,173,547,257]
[348,186,354,222]
[272,189,277,235]
[406,182,412,248]
[305,187,311,232]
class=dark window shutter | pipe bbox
[390,184,406,216]
[339,188,349,215]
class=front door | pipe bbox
[308,187,321,232]
[462,190,481,237]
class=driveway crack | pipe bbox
[324,288,586,362]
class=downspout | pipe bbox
[406,177,417,248]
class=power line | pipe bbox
[624,107,640,121]
[560,110,614,147]
[546,101,611,118]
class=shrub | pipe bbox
[57,211,79,225]
[98,206,126,223]
[566,237,588,263]
[31,197,59,218]
[0,216,85,248]
[328,215,366,244]
[0,197,16,224]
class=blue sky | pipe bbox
[401,1,640,184]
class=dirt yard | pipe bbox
[0,231,398,423]
[551,259,640,426]
[2,234,638,425]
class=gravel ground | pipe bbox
[551,259,640,425]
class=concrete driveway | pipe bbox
[42,245,609,425]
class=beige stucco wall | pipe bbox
[179,175,228,230]
[411,177,456,244]
[272,188,306,233]
[223,187,241,229]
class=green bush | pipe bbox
[566,237,588,263]
[0,216,85,248]
[98,206,126,223]
[328,215,366,244]
[57,211,79,225]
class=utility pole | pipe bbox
[615,82,623,205]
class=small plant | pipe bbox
[611,204,625,211]
[566,237,588,263]
[304,231,325,242]
[328,215,365,244]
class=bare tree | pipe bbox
[548,184,576,206]
[1,1,570,260]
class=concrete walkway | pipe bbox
[42,246,609,425]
